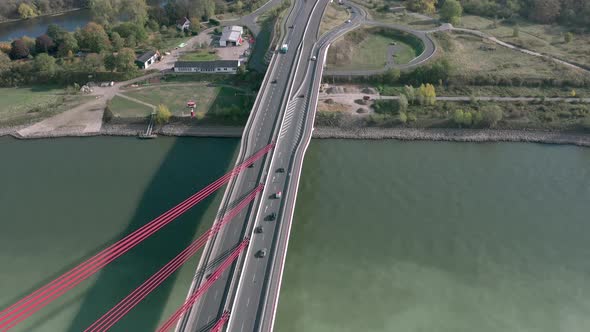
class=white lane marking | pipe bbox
[246,297,251,307]
[240,322,245,332]
[264,205,269,213]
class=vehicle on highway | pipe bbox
[298,94,305,98]
[256,249,267,258]
[345,19,351,23]
[271,79,277,83]
[311,55,317,61]
[247,163,254,168]
[280,44,289,54]
[274,191,282,199]
[267,212,277,221]
[289,25,294,29]
[255,226,263,234]
[276,167,285,173]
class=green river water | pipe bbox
[1,137,589,331]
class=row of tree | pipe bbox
[458,0,590,27]
[0,0,87,20]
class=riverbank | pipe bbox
[0,8,83,25]
[2,122,590,147]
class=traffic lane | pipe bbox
[228,1,330,328]
[187,36,303,330]
[190,0,318,329]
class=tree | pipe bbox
[35,35,55,54]
[89,0,117,24]
[529,0,561,23]
[120,0,149,25]
[155,104,172,124]
[0,42,12,55]
[33,53,57,78]
[110,32,124,51]
[57,33,79,57]
[47,24,66,41]
[115,48,137,73]
[10,39,30,59]
[80,53,105,72]
[77,22,111,53]
[480,105,503,127]
[383,68,400,84]
[18,3,37,19]
[453,109,465,126]
[439,0,462,25]
[564,32,573,43]
[403,85,416,104]
[398,94,409,112]
[0,52,11,75]
[399,111,408,124]
[190,18,201,35]
[406,0,437,14]
[513,25,520,37]
[417,83,436,105]
[104,53,117,71]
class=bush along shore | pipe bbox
[2,121,590,148]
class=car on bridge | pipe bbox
[255,226,263,234]
[274,191,282,199]
[276,167,285,173]
[256,249,267,258]
[266,212,277,221]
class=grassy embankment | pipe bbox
[458,15,590,69]
[0,87,92,127]
[319,3,350,37]
[326,27,422,70]
[109,80,255,125]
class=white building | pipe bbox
[220,26,244,47]
[135,50,159,69]
[174,60,241,74]
[176,17,190,31]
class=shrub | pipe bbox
[155,104,172,124]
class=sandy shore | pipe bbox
[2,123,589,147]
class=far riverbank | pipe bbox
[2,123,590,147]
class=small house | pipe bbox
[135,50,159,69]
[176,17,191,31]
[173,60,241,74]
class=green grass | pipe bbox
[439,32,587,81]
[179,50,220,61]
[327,28,421,70]
[319,3,350,37]
[109,96,153,118]
[459,15,590,68]
[0,87,90,126]
[158,35,192,53]
[122,83,254,123]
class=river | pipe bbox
[0,137,589,331]
[0,1,168,42]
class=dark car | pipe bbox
[271,79,277,83]
[255,226,263,234]
[247,163,254,168]
[267,212,277,221]
[276,167,285,173]
[256,249,267,258]
[299,94,305,98]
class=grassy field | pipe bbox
[159,35,192,53]
[0,87,91,126]
[327,27,421,70]
[122,83,254,123]
[438,32,587,81]
[319,3,350,37]
[179,49,220,61]
[459,15,590,68]
[108,96,154,118]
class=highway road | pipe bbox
[177,1,373,331]
[177,0,335,331]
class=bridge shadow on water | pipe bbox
[59,137,239,332]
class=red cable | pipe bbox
[157,239,250,332]
[0,144,273,331]
[210,311,230,332]
[86,186,262,332]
